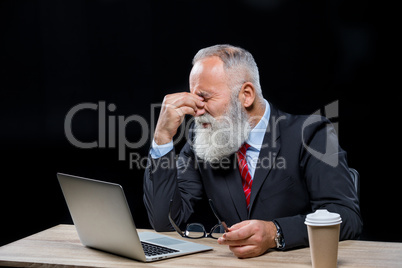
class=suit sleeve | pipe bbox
[275,117,363,249]
[143,142,204,231]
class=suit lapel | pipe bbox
[196,153,248,223]
[224,155,248,221]
[248,106,281,216]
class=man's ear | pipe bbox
[239,82,256,109]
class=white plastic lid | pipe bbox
[304,209,342,226]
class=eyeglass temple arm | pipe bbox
[208,199,230,232]
[168,199,185,237]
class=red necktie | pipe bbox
[237,143,252,210]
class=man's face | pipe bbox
[189,57,251,163]
[189,56,232,124]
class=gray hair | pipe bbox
[192,44,263,99]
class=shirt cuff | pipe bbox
[150,139,174,159]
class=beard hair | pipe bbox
[193,94,251,163]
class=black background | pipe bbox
[1,0,400,247]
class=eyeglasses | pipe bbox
[168,199,229,239]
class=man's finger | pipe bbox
[176,106,197,117]
[195,108,205,116]
[221,223,253,242]
[218,237,249,246]
[228,220,251,231]
[229,245,260,259]
[167,92,205,111]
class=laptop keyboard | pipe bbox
[141,241,179,256]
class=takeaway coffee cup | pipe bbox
[304,209,342,268]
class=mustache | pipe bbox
[195,113,216,124]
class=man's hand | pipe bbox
[217,220,277,258]
[154,92,205,145]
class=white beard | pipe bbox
[193,96,251,163]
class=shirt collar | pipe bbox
[246,99,270,151]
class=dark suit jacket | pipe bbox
[143,104,362,249]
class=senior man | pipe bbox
[143,44,362,258]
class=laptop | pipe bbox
[57,173,212,262]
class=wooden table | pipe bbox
[0,224,401,267]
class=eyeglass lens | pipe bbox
[209,224,226,239]
[185,223,226,239]
[185,223,206,238]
